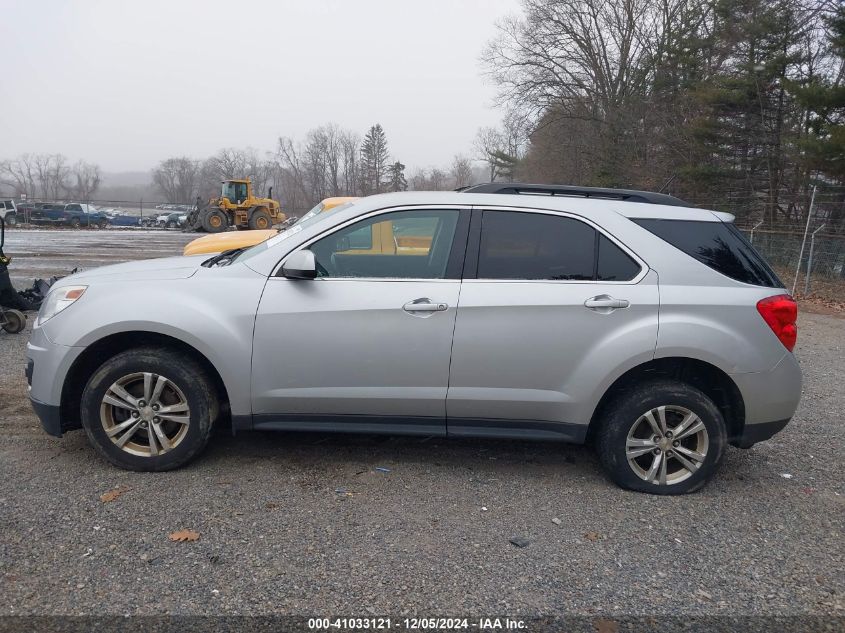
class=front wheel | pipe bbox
[69,217,81,229]
[5,214,17,227]
[80,347,219,471]
[596,380,727,495]
[201,209,228,233]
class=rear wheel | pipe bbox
[1,309,25,333]
[98,218,109,229]
[596,380,727,495]
[201,208,228,233]
[248,209,272,230]
[80,347,219,471]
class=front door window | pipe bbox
[309,209,460,279]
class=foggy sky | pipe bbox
[0,0,519,173]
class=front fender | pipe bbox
[43,265,267,416]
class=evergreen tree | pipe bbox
[387,161,407,191]
[789,4,845,180]
[360,124,390,194]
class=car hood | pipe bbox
[56,254,210,285]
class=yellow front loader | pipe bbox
[184,178,285,233]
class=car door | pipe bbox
[447,207,659,440]
[251,206,470,435]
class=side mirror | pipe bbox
[282,249,318,280]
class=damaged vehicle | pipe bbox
[26,185,801,494]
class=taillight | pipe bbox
[756,294,798,352]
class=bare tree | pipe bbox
[71,161,101,200]
[339,129,361,196]
[450,155,474,188]
[0,155,37,197]
[152,157,201,203]
[276,136,310,213]
[429,167,448,191]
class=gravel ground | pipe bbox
[0,228,842,623]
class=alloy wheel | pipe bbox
[625,405,709,486]
[99,372,190,457]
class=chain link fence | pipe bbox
[687,184,845,302]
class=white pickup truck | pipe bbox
[0,200,18,226]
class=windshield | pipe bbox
[295,202,326,225]
[237,201,356,263]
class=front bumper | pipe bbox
[26,324,84,437]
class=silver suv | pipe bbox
[26,184,801,494]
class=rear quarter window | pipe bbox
[633,218,782,288]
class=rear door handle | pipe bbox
[584,295,630,310]
[403,298,448,312]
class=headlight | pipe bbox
[38,285,87,325]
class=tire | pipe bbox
[595,380,727,495]
[5,214,17,227]
[1,309,26,333]
[248,209,272,230]
[69,217,81,229]
[98,219,109,229]
[80,347,219,471]
[201,209,228,233]
[166,221,175,228]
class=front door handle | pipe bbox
[403,298,448,313]
[584,295,630,311]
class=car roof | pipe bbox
[331,191,732,223]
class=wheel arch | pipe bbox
[586,357,745,446]
[60,331,232,433]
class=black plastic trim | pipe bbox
[448,418,588,443]
[252,414,446,437]
[31,398,63,437]
[733,418,790,449]
[251,413,588,443]
[231,414,253,432]
[444,209,472,280]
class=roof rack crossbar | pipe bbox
[460,183,691,208]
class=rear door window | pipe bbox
[597,234,641,281]
[633,218,781,288]
[476,210,641,282]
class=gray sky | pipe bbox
[0,0,519,173]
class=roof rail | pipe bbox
[460,182,691,208]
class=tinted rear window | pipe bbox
[477,210,641,281]
[597,234,640,281]
[633,219,782,288]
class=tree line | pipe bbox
[0,154,102,202]
[148,123,494,214]
[6,0,841,226]
[482,0,845,227]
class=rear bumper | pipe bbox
[31,397,63,437]
[730,352,801,447]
